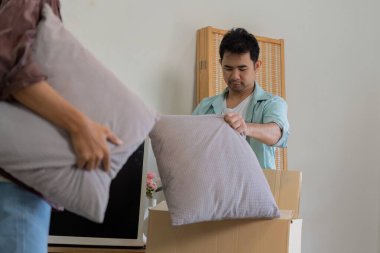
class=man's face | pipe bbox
[220,51,260,93]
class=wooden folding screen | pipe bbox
[196,26,287,170]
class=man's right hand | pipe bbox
[69,118,122,171]
[12,81,122,172]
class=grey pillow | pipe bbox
[0,5,159,222]
[149,115,280,226]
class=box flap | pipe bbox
[153,201,294,222]
[279,209,294,219]
[263,170,302,218]
[151,200,168,211]
[289,219,303,253]
[152,169,302,219]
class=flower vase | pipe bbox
[148,197,157,209]
[143,197,157,243]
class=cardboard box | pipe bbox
[146,202,302,253]
[146,170,302,253]
[263,170,302,218]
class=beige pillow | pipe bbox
[0,5,159,222]
[149,115,279,226]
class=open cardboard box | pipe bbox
[146,170,302,253]
[263,169,302,219]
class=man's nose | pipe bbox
[230,69,240,80]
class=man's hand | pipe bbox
[12,81,123,171]
[224,112,282,146]
[70,118,123,171]
[224,112,247,135]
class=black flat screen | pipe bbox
[49,143,144,241]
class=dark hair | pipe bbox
[219,28,260,63]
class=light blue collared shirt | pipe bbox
[192,83,289,169]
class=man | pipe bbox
[193,28,289,169]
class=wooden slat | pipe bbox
[280,39,286,99]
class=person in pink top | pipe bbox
[0,1,122,252]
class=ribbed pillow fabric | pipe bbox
[149,115,279,226]
[0,5,159,222]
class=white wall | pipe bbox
[62,1,380,252]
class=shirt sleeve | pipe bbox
[262,96,290,147]
[0,0,61,101]
[192,101,204,115]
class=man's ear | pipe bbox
[254,60,262,70]
[219,58,222,65]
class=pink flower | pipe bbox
[146,170,162,198]
[147,181,157,190]
[147,171,155,180]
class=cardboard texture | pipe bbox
[146,202,302,253]
[146,170,302,253]
[263,170,302,218]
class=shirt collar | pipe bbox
[211,82,271,115]
[251,82,272,104]
[210,92,225,115]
